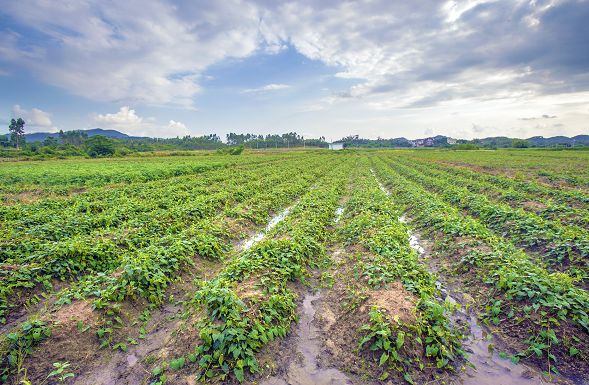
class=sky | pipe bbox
[1,0,588,141]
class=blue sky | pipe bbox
[1,0,588,140]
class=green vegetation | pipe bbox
[340,166,463,379]
[0,121,329,160]
[0,149,588,384]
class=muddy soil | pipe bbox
[258,290,353,385]
[310,244,431,385]
[402,216,573,385]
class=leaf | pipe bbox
[234,367,245,382]
[170,357,185,370]
[379,352,389,366]
[152,367,162,376]
[396,331,405,349]
[403,372,415,384]
[569,347,579,357]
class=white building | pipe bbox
[329,142,344,150]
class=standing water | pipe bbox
[370,169,390,196]
[241,206,292,250]
[334,207,345,223]
[399,215,548,385]
[260,291,352,385]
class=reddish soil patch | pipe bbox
[521,200,547,211]
[2,190,45,205]
[17,301,103,384]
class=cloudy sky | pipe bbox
[1,0,588,140]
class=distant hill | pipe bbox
[526,135,589,147]
[337,134,589,148]
[470,135,589,148]
[3,128,588,148]
[23,128,147,142]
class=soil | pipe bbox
[308,244,426,385]
[407,218,584,385]
[0,279,70,334]
[521,200,547,211]
[361,283,416,324]
[3,190,45,205]
[3,187,90,206]
[13,256,221,385]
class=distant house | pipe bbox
[447,137,457,145]
[329,142,344,150]
[410,137,435,147]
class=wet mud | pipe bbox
[400,214,557,385]
[260,291,352,385]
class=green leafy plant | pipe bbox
[47,361,74,384]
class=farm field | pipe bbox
[0,149,588,385]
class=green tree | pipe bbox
[59,130,87,145]
[512,139,529,148]
[84,135,115,157]
[0,134,10,147]
[8,118,25,149]
[43,136,59,147]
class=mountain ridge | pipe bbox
[21,128,148,142]
[3,128,588,147]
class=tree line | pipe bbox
[225,132,327,148]
[1,119,330,159]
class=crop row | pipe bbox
[405,154,589,208]
[64,156,336,308]
[0,153,291,200]
[402,150,589,190]
[372,157,589,378]
[393,156,589,228]
[0,156,317,244]
[335,163,463,383]
[147,159,353,383]
[0,157,343,381]
[383,156,589,282]
[0,155,334,324]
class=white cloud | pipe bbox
[11,104,54,130]
[95,106,142,128]
[93,106,189,137]
[167,120,189,135]
[2,1,589,139]
[2,1,262,107]
[242,83,290,94]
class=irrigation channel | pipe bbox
[258,205,355,385]
[260,291,352,385]
[398,217,550,385]
[255,188,552,385]
[240,205,293,250]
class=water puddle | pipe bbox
[370,169,390,196]
[399,214,425,255]
[458,313,545,385]
[260,291,352,385]
[241,206,292,251]
[334,207,344,223]
[399,214,547,385]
